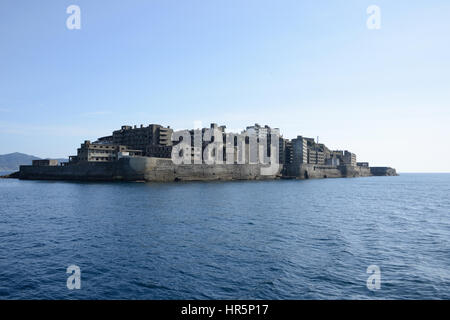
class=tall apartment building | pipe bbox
[186,123,227,162]
[307,149,325,165]
[342,150,357,166]
[305,139,327,165]
[284,140,293,165]
[278,137,287,164]
[242,124,280,163]
[327,150,357,166]
[245,123,268,140]
[325,153,341,166]
[291,136,308,165]
[111,124,173,158]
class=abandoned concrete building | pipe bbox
[69,140,143,163]
[68,124,173,163]
[67,122,361,169]
[19,121,397,182]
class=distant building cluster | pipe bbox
[69,124,173,163]
[285,136,357,167]
[67,122,367,169]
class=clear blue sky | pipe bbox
[0,0,449,172]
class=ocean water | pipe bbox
[0,174,449,299]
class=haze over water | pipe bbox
[0,174,449,299]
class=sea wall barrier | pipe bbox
[15,157,396,182]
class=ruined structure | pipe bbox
[17,122,397,182]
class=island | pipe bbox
[9,122,397,182]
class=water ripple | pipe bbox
[0,174,449,299]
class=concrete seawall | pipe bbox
[19,161,118,181]
[17,157,396,182]
[284,163,372,179]
[19,157,281,182]
[370,167,398,176]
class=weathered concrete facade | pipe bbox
[284,163,372,180]
[32,159,58,166]
[71,140,142,163]
[19,157,280,182]
[19,160,394,182]
[15,121,397,182]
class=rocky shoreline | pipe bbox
[0,172,19,179]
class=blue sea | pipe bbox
[0,174,449,299]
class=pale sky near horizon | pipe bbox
[0,0,449,172]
